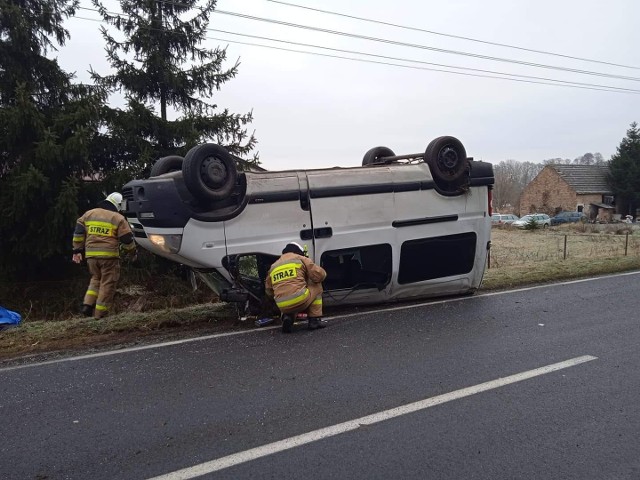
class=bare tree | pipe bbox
[543,157,570,165]
[493,160,544,212]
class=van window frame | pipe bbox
[398,232,477,284]
[320,243,392,292]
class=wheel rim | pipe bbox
[437,146,460,175]
[200,156,228,189]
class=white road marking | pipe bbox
[1,269,637,372]
[0,327,279,373]
[146,355,597,480]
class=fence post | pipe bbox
[625,232,629,256]
[564,235,567,260]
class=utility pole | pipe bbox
[158,0,167,123]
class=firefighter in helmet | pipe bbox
[72,192,137,319]
[265,242,327,333]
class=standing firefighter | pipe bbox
[72,192,137,319]
[265,242,327,333]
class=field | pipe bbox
[2,224,640,360]
[491,224,640,266]
[483,224,640,289]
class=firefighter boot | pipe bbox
[81,304,94,317]
[282,314,294,333]
[307,317,326,330]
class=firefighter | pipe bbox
[265,242,327,333]
[71,192,137,319]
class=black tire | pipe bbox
[424,136,469,184]
[182,144,238,202]
[149,155,184,177]
[362,146,395,166]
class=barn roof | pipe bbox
[551,164,612,194]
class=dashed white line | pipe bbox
[146,355,598,480]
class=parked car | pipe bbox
[512,214,551,229]
[491,213,519,225]
[550,211,587,225]
[123,136,495,315]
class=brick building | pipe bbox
[519,164,614,221]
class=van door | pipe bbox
[304,167,396,304]
[223,172,313,258]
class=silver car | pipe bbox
[491,213,519,225]
[512,214,551,229]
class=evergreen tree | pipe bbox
[91,0,258,177]
[0,0,107,279]
[608,122,640,216]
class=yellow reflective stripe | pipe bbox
[122,242,136,251]
[276,288,310,308]
[85,251,119,257]
[270,262,301,284]
[86,290,98,297]
[95,304,108,311]
[73,236,85,242]
[86,220,117,229]
[312,298,323,305]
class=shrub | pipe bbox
[523,216,540,230]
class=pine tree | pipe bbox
[91,0,258,176]
[0,0,107,279]
[608,122,640,216]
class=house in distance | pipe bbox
[519,164,614,222]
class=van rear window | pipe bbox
[398,233,477,284]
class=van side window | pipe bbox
[398,233,477,284]
[321,244,392,291]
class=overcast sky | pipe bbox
[60,0,640,170]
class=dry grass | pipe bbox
[484,227,640,289]
[489,227,640,267]
[2,226,640,361]
[0,303,240,360]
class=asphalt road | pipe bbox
[2,272,640,480]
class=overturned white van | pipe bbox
[122,136,494,315]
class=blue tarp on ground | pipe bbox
[0,306,21,330]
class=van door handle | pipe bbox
[300,227,333,240]
[314,227,333,238]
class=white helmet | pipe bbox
[105,192,123,210]
[282,242,304,255]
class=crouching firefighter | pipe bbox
[71,192,137,319]
[265,242,327,333]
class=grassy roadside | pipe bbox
[2,238,640,361]
[0,303,240,361]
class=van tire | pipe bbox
[182,144,237,201]
[424,136,468,185]
[149,155,184,177]
[362,146,395,166]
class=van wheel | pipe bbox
[424,136,468,185]
[362,146,395,166]
[182,144,237,201]
[149,155,184,177]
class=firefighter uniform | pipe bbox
[72,193,136,319]
[265,243,327,332]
